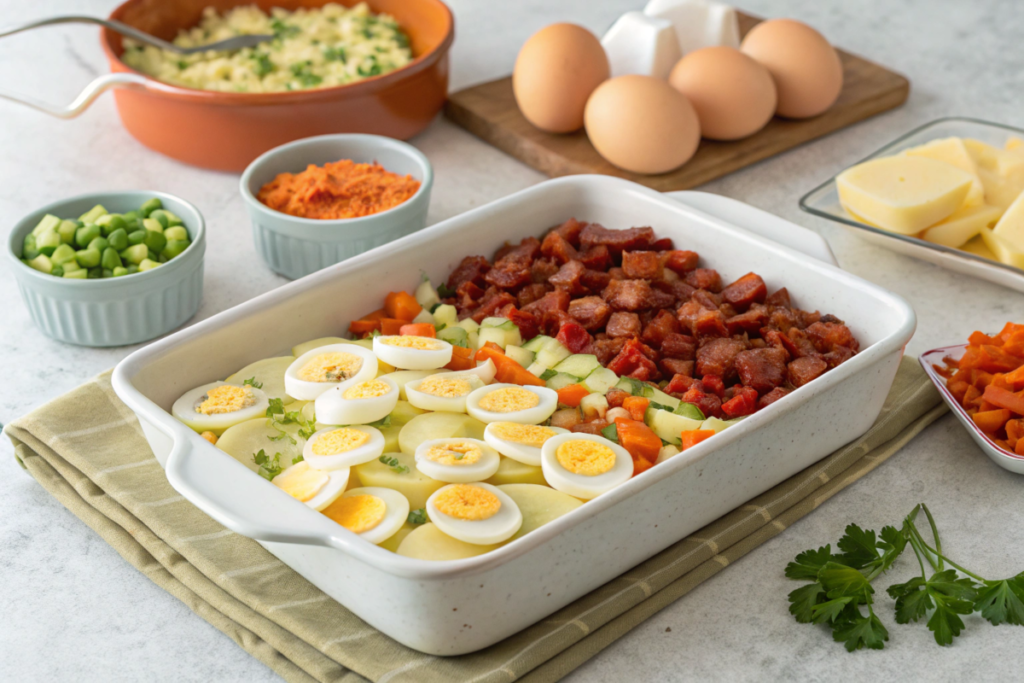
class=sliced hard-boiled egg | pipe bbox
[172,382,270,435]
[321,486,410,545]
[426,482,522,545]
[284,344,378,401]
[303,425,385,470]
[271,460,350,511]
[483,422,570,466]
[462,359,497,384]
[405,372,487,413]
[414,437,501,483]
[540,433,634,500]
[372,335,453,370]
[314,375,399,425]
[466,383,558,425]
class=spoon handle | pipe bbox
[0,15,179,52]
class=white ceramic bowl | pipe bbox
[239,134,433,280]
[112,176,915,655]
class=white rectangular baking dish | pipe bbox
[112,175,916,656]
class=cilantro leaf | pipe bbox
[974,574,1024,626]
[407,508,428,525]
[788,582,826,624]
[785,545,836,581]
[836,524,880,570]
[832,612,889,651]
[819,562,874,599]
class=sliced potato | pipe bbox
[485,456,547,486]
[391,399,426,426]
[380,422,403,453]
[498,483,582,542]
[291,337,349,358]
[353,451,444,510]
[225,356,296,405]
[384,369,451,400]
[398,412,486,455]
[379,522,418,553]
[216,417,305,473]
[397,523,501,560]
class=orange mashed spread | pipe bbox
[257,159,420,220]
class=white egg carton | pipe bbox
[112,176,915,655]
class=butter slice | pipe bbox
[921,203,1002,248]
[904,137,985,208]
[836,156,973,235]
[963,139,1024,210]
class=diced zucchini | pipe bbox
[62,259,83,273]
[648,408,703,445]
[522,335,553,353]
[50,243,78,266]
[526,361,548,377]
[411,307,435,325]
[481,317,516,330]
[545,372,581,391]
[36,230,62,256]
[433,304,458,328]
[78,205,107,224]
[581,367,618,394]
[505,345,535,368]
[437,325,469,347]
[553,354,600,378]
[675,402,705,421]
[32,214,61,236]
[580,393,609,420]
[21,235,40,260]
[63,268,88,279]
[57,219,79,244]
[648,387,681,411]
[415,278,441,310]
[700,417,730,434]
[26,254,54,274]
[535,338,571,368]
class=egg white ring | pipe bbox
[373,335,454,370]
[303,425,386,471]
[540,433,634,500]
[314,375,399,425]
[414,437,501,483]
[404,373,485,414]
[465,383,558,425]
[426,482,523,545]
[339,487,411,545]
[303,468,351,511]
[284,343,378,401]
[464,358,497,384]
[172,381,270,435]
[483,424,570,467]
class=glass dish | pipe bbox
[799,117,1024,294]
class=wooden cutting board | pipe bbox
[444,12,910,192]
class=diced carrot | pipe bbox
[481,341,503,353]
[445,345,476,371]
[622,396,651,422]
[962,385,982,409]
[978,400,999,413]
[971,370,994,390]
[380,318,406,335]
[1007,419,1024,450]
[475,346,545,386]
[948,380,970,403]
[996,322,1024,343]
[681,429,716,450]
[977,345,1024,373]
[1004,331,1024,358]
[349,319,381,335]
[363,308,389,321]
[982,385,1024,416]
[1017,438,1024,456]
[1005,365,1024,391]
[958,347,984,371]
[991,373,1011,390]
[557,383,591,408]
[614,418,662,468]
[972,408,1012,434]
[969,330,998,346]
[399,323,436,338]
[632,456,655,477]
[384,291,422,321]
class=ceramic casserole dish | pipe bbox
[111,175,916,655]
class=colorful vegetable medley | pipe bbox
[170,221,860,560]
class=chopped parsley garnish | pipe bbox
[436,282,455,299]
[407,508,428,525]
[251,52,273,77]
[357,56,382,78]
[539,369,558,381]
[323,46,347,63]
[367,414,392,429]
[243,376,263,389]
[265,397,286,419]
[378,455,409,474]
[600,423,618,443]
[177,60,188,70]
[253,449,284,481]
[289,61,323,88]
[292,455,304,465]
[270,18,300,38]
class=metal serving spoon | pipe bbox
[0,15,275,54]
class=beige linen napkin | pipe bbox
[6,356,946,683]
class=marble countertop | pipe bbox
[2,0,1023,680]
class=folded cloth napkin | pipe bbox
[6,356,946,683]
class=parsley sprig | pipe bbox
[787,504,1024,650]
[407,509,428,525]
[378,454,409,474]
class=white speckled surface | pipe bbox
[1,0,1023,681]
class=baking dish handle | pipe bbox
[665,190,839,267]
[163,424,345,547]
[0,72,158,119]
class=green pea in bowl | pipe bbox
[6,191,205,347]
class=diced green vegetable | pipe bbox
[32,214,62,236]
[140,198,162,217]
[481,317,516,330]
[648,386,681,411]
[62,259,83,273]
[526,361,548,377]
[78,204,107,223]
[75,248,101,268]
[144,230,167,254]
[615,376,653,397]
[522,335,553,353]
[581,367,618,394]
[648,408,703,445]
[128,229,147,245]
[99,214,127,236]
[57,219,79,244]
[51,265,64,277]
[88,237,109,253]
[414,278,441,310]
[75,223,101,248]
[22,234,40,260]
[63,268,88,279]
[163,226,189,242]
[161,209,183,226]
[112,266,129,277]
[674,402,705,421]
[437,325,469,348]
[108,228,129,251]
[121,244,149,265]
[142,218,163,233]
[700,417,730,434]
[162,240,190,259]
[27,254,53,273]
[478,326,511,349]
[553,354,600,378]
[580,393,609,420]
[101,247,122,270]
[433,304,457,328]
[504,345,535,368]
[50,243,78,266]
[126,264,139,274]
[138,258,161,272]
[36,230,62,256]
[536,338,572,368]
[87,266,102,279]
[544,372,581,391]
[149,210,169,229]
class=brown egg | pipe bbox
[513,23,609,133]
[668,46,777,141]
[740,19,843,119]
[584,75,701,175]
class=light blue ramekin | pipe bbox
[6,191,205,347]
[239,134,433,280]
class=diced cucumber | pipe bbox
[32,214,62,236]
[411,307,435,325]
[545,372,581,391]
[433,304,457,328]
[580,393,609,420]
[36,230,62,256]
[536,338,571,368]
[648,408,703,445]
[723,417,747,427]
[50,243,78,266]
[614,376,652,397]
[526,361,548,377]
[62,259,83,273]
[504,345,535,368]
[553,354,600,378]
[582,367,618,394]
[648,387,681,411]
[78,205,108,224]
[700,417,729,434]
[143,217,164,233]
[101,247,122,270]
[478,326,510,349]
[121,244,149,265]
[415,278,440,310]
[164,226,189,242]
[27,254,54,274]
[162,240,190,259]
[455,318,480,334]
[675,402,705,421]
[51,265,64,277]
[88,237,109,253]
[57,220,79,244]
[139,258,161,272]
[112,266,129,277]
[481,317,516,330]
[22,235,40,260]
[63,268,88,279]
[162,210,183,226]
[437,325,469,347]
[75,248,102,268]
[522,335,553,353]
[140,198,161,217]
[75,224,101,248]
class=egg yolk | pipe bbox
[380,336,445,350]
[556,440,616,476]
[197,385,255,415]
[422,441,483,466]
[433,485,501,521]
[272,462,329,502]
[323,494,387,534]
[478,387,540,413]
[298,352,363,382]
[418,376,472,398]
[490,422,556,448]
[312,428,370,455]
[343,379,392,400]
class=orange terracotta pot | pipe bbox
[101,0,454,172]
